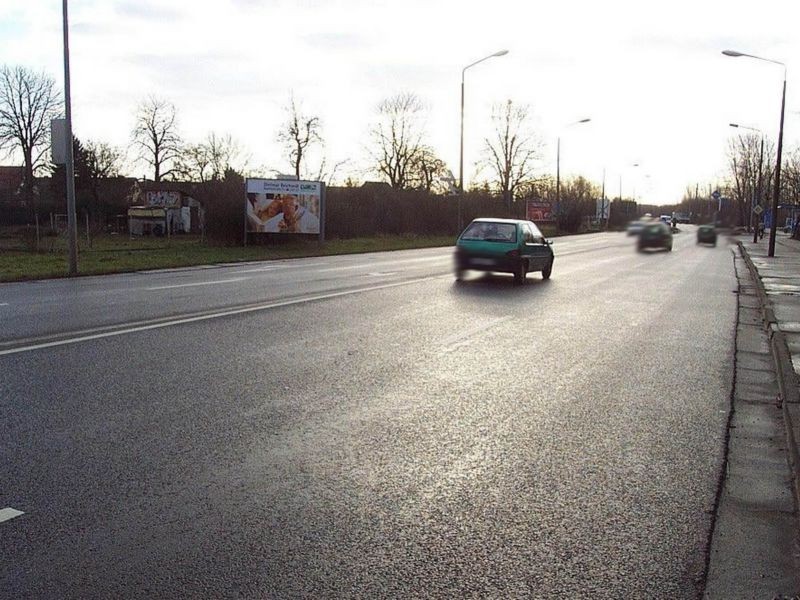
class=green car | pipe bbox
[637,222,673,252]
[697,224,717,246]
[454,218,554,285]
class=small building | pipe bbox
[128,206,169,236]
[127,182,204,236]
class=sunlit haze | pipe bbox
[2,0,798,204]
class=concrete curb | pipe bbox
[737,241,800,517]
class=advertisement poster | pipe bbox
[526,199,553,223]
[246,178,322,234]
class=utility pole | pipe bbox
[62,0,79,275]
[601,168,606,229]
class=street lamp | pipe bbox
[555,118,591,210]
[62,0,78,275]
[723,49,787,257]
[729,122,765,242]
[458,49,508,229]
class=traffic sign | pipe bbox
[753,205,764,215]
[712,190,721,200]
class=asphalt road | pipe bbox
[1,228,737,598]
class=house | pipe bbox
[127,181,205,236]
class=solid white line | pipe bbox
[0,508,24,523]
[0,275,445,356]
[146,277,248,291]
[0,302,9,307]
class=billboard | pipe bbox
[246,178,322,234]
[526,199,553,223]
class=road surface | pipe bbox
[1,228,736,597]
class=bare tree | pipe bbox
[176,132,249,182]
[277,96,322,179]
[783,146,800,207]
[483,100,542,208]
[726,133,776,227]
[132,96,182,182]
[205,132,248,179]
[0,65,62,202]
[408,146,454,194]
[369,92,427,189]
[84,140,124,179]
[175,142,212,182]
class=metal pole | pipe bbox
[458,74,465,231]
[555,137,561,209]
[754,135,763,243]
[62,0,79,275]
[601,167,606,228]
[768,74,787,258]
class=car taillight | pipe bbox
[506,249,520,258]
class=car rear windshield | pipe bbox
[460,222,517,242]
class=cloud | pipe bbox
[113,1,186,21]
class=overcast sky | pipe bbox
[1,0,798,204]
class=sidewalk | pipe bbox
[705,232,800,598]
[741,234,800,507]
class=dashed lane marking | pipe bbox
[146,277,248,291]
[0,508,24,523]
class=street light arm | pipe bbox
[729,123,762,134]
[723,50,786,71]
[462,50,509,79]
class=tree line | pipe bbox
[1,63,635,234]
[675,130,800,227]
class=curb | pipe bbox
[737,241,800,516]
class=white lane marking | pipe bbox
[440,316,513,352]
[146,278,248,291]
[317,257,450,274]
[231,267,279,274]
[0,303,9,307]
[234,262,327,273]
[0,275,446,357]
[0,508,24,523]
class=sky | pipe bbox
[1,0,798,205]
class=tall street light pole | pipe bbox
[555,118,591,212]
[62,0,79,275]
[459,49,508,230]
[729,123,764,242]
[723,50,787,257]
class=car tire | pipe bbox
[454,268,464,281]
[514,260,527,285]
[667,243,673,252]
[542,258,553,280]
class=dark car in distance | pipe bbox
[455,218,554,285]
[697,224,717,246]
[637,222,673,252]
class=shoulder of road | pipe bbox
[705,232,800,598]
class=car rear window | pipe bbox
[460,222,517,242]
